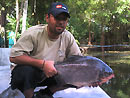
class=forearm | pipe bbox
[10,55,44,69]
[10,55,57,77]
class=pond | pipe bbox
[86,49,130,98]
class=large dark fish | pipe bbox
[54,55,114,88]
[0,55,114,98]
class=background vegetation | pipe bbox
[0,0,130,47]
[0,1,130,97]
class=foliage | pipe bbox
[64,0,130,44]
[117,90,129,98]
[0,0,130,45]
[5,13,31,40]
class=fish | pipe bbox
[0,55,114,98]
[54,55,114,88]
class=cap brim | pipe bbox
[52,9,70,18]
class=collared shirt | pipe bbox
[10,24,81,63]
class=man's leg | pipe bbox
[36,75,69,98]
[10,65,44,98]
[23,88,34,98]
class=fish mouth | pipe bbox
[89,74,115,87]
[99,74,114,85]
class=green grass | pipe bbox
[86,51,130,66]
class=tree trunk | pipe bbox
[21,0,28,33]
[0,8,7,47]
[88,31,92,45]
[14,0,24,44]
[88,19,92,45]
[100,23,105,58]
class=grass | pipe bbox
[86,51,130,66]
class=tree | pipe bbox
[1,0,130,47]
[0,7,6,47]
[0,0,15,47]
[21,0,28,33]
[14,0,24,44]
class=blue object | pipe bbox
[0,36,4,47]
[8,32,15,48]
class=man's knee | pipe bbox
[10,65,39,91]
[11,65,36,79]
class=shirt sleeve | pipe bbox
[10,31,34,57]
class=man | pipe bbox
[10,2,82,98]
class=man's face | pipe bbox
[46,13,68,35]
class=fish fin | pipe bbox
[55,55,83,64]
[65,55,83,62]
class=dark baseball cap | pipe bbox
[48,2,70,18]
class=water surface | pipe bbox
[86,50,130,98]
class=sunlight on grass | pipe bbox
[105,51,130,65]
[87,51,130,66]
[117,90,129,98]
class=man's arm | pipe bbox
[10,55,57,78]
[10,55,44,68]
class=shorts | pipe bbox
[10,65,57,92]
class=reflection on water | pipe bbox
[86,50,130,98]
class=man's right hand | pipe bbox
[10,55,57,78]
[42,60,57,78]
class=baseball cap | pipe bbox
[48,2,70,18]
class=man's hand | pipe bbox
[43,60,57,78]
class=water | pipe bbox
[86,50,130,98]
